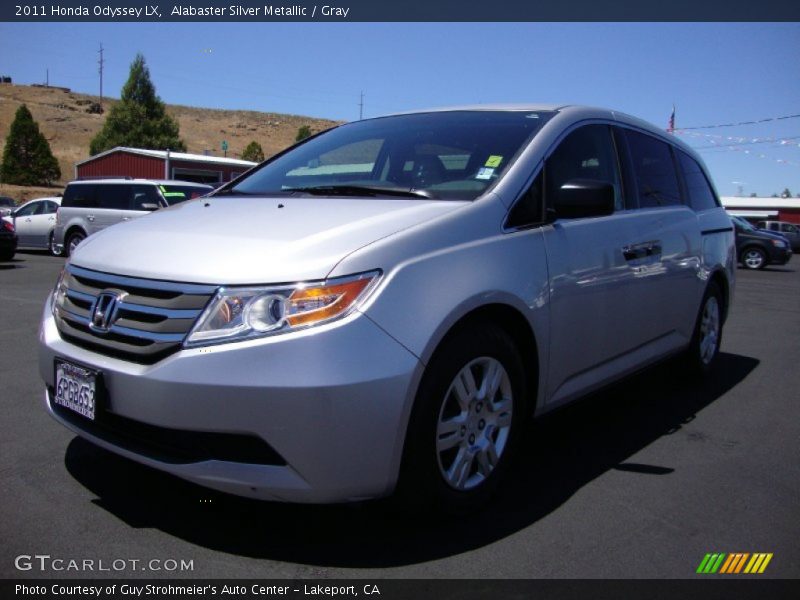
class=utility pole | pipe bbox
[45,68,49,87]
[358,91,364,120]
[98,43,105,102]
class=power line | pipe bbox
[677,113,800,130]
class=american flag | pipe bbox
[667,105,676,133]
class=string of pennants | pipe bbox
[673,130,800,168]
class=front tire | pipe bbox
[65,231,85,257]
[741,247,766,270]
[397,323,527,513]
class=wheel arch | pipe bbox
[422,302,541,418]
[708,268,731,324]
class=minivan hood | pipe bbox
[72,196,466,284]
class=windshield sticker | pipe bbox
[476,167,494,180]
[485,155,503,168]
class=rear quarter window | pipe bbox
[677,150,719,211]
[61,185,99,209]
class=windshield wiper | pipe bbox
[282,184,435,199]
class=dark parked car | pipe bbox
[0,219,17,261]
[756,220,800,252]
[0,196,16,218]
[730,215,792,270]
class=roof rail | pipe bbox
[75,175,134,181]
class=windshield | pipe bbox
[228,110,555,201]
[159,185,212,205]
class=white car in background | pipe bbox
[2,196,61,255]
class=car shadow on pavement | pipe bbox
[0,258,26,270]
[64,351,758,567]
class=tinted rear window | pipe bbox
[677,150,718,211]
[62,185,98,208]
[624,130,682,208]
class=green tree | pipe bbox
[295,125,312,142]
[780,188,792,199]
[241,140,265,162]
[90,54,186,155]
[1,104,61,185]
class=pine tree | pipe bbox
[90,54,186,155]
[0,104,61,185]
[241,140,265,162]
[295,125,312,142]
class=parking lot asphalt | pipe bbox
[1,250,798,580]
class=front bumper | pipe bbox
[39,296,422,503]
[771,247,792,265]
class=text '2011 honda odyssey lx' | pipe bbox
[39,105,735,511]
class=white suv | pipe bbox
[40,106,735,511]
[53,178,211,256]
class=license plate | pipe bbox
[54,360,97,420]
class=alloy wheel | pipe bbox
[436,357,513,491]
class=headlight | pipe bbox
[185,270,381,347]
[771,239,787,248]
[51,265,68,318]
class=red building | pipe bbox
[721,196,800,224]
[75,147,258,184]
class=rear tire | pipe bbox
[741,247,766,270]
[684,281,723,375]
[0,250,13,262]
[48,231,60,256]
[396,322,527,514]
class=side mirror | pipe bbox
[139,203,159,211]
[554,179,615,220]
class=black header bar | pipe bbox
[2,1,800,22]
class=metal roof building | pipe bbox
[75,147,258,184]
[720,196,800,224]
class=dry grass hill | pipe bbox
[0,83,341,203]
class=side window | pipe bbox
[45,201,59,214]
[132,185,162,210]
[96,185,132,210]
[677,150,719,211]
[62,185,98,209]
[545,125,622,212]
[15,202,40,217]
[506,169,544,228]
[624,130,681,207]
[782,223,798,234]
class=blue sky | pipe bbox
[1,22,799,197]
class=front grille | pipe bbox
[55,265,216,364]
[49,389,286,466]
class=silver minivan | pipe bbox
[53,179,211,256]
[40,106,735,511]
